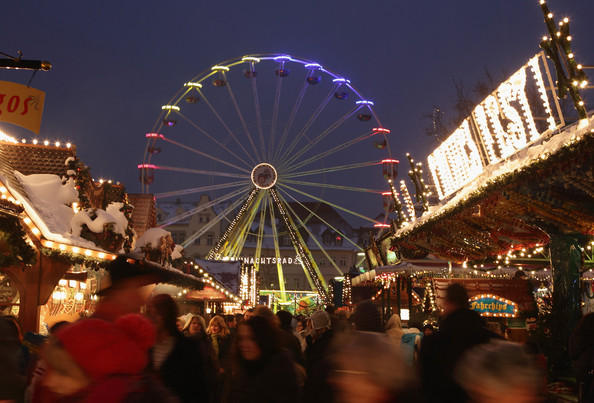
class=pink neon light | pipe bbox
[146,133,164,138]
[381,159,399,163]
[382,192,391,196]
[374,223,391,228]
[138,164,156,169]
[373,128,391,134]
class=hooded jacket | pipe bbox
[385,314,405,347]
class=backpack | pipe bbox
[400,332,422,365]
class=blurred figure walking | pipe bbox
[147,294,210,403]
[223,316,299,403]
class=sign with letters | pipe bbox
[428,53,562,200]
[470,294,518,317]
[0,81,45,134]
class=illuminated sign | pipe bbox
[428,53,562,199]
[470,294,518,317]
[215,254,303,265]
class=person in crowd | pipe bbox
[207,315,232,372]
[330,331,416,403]
[223,315,299,403]
[275,310,305,367]
[41,314,175,402]
[176,317,185,332]
[455,340,544,403]
[303,310,335,402]
[294,318,308,352]
[352,300,383,333]
[244,308,255,321]
[254,305,276,322]
[420,283,501,402]
[385,314,405,348]
[402,321,423,366]
[569,312,594,402]
[182,314,218,401]
[423,324,435,337]
[0,315,25,402]
[147,294,210,403]
[485,321,503,337]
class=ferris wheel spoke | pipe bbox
[174,112,253,169]
[285,129,376,173]
[282,160,383,179]
[280,106,361,170]
[276,191,346,275]
[152,165,249,179]
[223,191,264,258]
[182,195,249,248]
[249,71,267,159]
[272,73,310,162]
[277,183,383,226]
[196,90,258,166]
[222,72,262,160]
[253,195,269,273]
[278,85,338,163]
[159,186,250,228]
[268,194,287,300]
[159,134,250,173]
[281,179,384,194]
[277,188,364,251]
[154,180,247,199]
[268,72,284,161]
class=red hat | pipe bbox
[55,314,155,381]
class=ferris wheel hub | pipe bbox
[251,163,278,189]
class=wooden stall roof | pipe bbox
[127,194,157,238]
[433,278,536,313]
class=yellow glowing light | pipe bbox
[98,252,105,259]
[0,187,6,194]
[31,228,40,235]
[184,82,203,88]
[211,65,230,72]
[85,249,92,256]
[242,56,261,63]
[66,143,72,148]
[59,244,66,251]
[72,247,79,253]
[161,105,180,111]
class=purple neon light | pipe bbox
[146,133,164,138]
[355,100,374,106]
[274,55,292,62]
[332,78,350,84]
[304,63,321,69]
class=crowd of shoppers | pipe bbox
[0,272,573,402]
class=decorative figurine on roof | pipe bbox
[71,205,129,253]
[134,227,180,267]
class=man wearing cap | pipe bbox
[303,310,335,402]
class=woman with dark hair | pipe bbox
[569,312,594,402]
[223,316,300,403]
[146,294,210,403]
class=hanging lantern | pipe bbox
[138,164,155,185]
[307,76,321,85]
[147,146,161,154]
[358,114,372,121]
[334,91,348,100]
[244,70,258,78]
[382,159,399,180]
[275,69,290,77]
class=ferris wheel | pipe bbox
[139,54,396,302]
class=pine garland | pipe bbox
[0,214,37,268]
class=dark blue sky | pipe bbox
[2,1,594,225]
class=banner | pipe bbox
[470,294,518,317]
[0,81,45,134]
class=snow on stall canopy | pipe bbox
[396,117,594,236]
[12,171,130,251]
[135,227,171,251]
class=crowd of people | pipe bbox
[0,268,587,402]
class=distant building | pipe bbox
[156,197,369,290]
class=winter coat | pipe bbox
[569,327,594,402]
[223,349,299,403]
[420,308,501,403]
[385,314,405,348]
[150,333,210,403]
[303,329,335,403]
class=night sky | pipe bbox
[2,1,594,226]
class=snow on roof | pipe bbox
[395,117,594,237]
[135,227,171,249]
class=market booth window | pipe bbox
[0,272,19,316]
